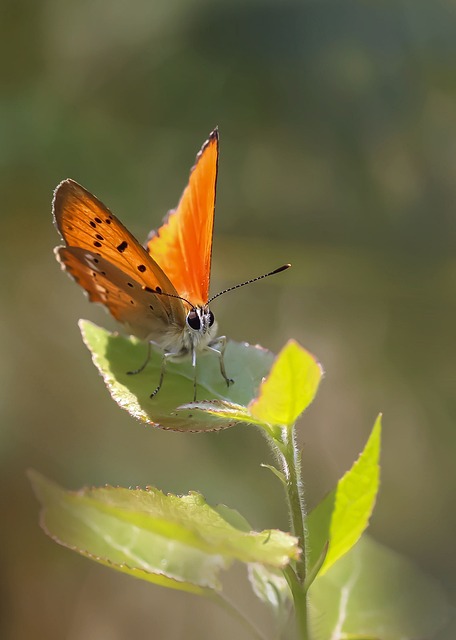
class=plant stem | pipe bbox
[275,425,309,639]
[283,566,309,639]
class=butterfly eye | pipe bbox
[187,310,201,331]
[208,310,215,327]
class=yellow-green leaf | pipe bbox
[249,340,323,427]
[29,471,299,594]
[307,415,382,579]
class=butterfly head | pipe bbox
[186,305,216,337]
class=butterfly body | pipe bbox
[144,304,219,362]
[53,130,232,399]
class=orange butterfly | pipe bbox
[53,129,289,400]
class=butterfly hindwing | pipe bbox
[56,246,186,345]
[146,129,218,306]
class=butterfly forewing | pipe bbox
[146,129,218,306]
[53,179,186,327]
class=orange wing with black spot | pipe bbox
[53,179,187,337]
[146,129,218,306]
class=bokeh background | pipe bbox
[1,1,455,638]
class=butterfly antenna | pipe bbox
[152,288,194,308]
[209,264,291,303]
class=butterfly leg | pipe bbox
[150,351,174,398]
[207,336,234,387]
[191,344,198,402]
[127,342,151,376]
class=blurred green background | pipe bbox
[1,1,455,638]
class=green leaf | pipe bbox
[213,504,251,532]
[248,563,292,624]
[249,340,323,427]
[307,415,381,579]
[177,399,283,440]
[309,536,450,640]
[79,320,274,431]
[184,340,323,434]
[29,470,299,594]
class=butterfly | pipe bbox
[53,129,290,400]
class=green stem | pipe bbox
[283,566,309,639]
[275,425,309,639]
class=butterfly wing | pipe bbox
[56,247,185,345]
[146,129,218,306]
[53,179,187,333]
